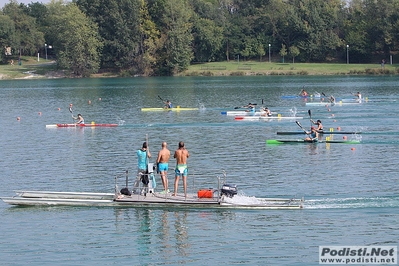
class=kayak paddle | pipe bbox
[308,109,312,127]
[296,121,309,135]
[69,104,74,122]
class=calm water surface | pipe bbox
[1,76,398,265]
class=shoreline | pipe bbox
[1,60,397,80]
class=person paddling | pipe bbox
[305,126,318,141]
[244,103,256,114]
[261,107,272,117]
[164,100,172,109]
[354,92,362,102]
[300,89,308,97]
[73,114,84,125]
[311,119,323,132]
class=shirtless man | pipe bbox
[173,141,190,197]
[156,142,171,193]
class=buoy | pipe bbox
[333,120,336,122]
[98,98,102,101]
[88,100,91,104]
[337,126,341,131]
[325,104,328,107]
[58,108,61,111]
[343,136,347,140]
[331,114,334,117]
[351,147,355,151]
[328,108,331,112]
[17,117,20,121]
[38,112,42,116]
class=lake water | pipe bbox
[0,76,398,265]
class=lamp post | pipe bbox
[268,44,271,63]
[45,43,48,60]
[346,45,349,64]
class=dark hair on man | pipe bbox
[178,141,184,148]
[142,142,147,148]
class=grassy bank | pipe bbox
[0,56,60,80]
[181,61,399,76]
[1,56,398,79]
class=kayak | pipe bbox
[305,102,334,106]
[221,111,265,116]
[281,94,321,99]
[46,123,119,128]
[141,107,199,112]
[276,131,362,135]
[266,139,361,144]
[235,116,303,121]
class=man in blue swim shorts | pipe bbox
[173,141,190,197]
[156,142,170,193]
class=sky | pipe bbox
[0,0,53,8]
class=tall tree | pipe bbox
[2,0,44,56]
[135,0,161,76]
[158,0,194,75]
[0,14,16,63]
[47,2,102,76]
[76,0,141,70]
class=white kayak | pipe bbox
[235,116,303,121]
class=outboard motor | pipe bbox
[221,184,237,198]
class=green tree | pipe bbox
[288,0,341,62]
[0,14,16,63]
[76,0,141,70]
[279,44,287,63]
[2,1,45,57]
[159,0,193,75]
[289,45,300,63]
[135,0,161,76]
[192,17,223,62]
[48,2,102,76]
[256,41,265,62]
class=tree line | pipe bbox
[1,0,398,77]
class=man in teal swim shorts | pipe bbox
[173,141,190,197]
[156,142,170,193]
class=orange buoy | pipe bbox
[88,100,91,104]
[331,114,334,117]
[17,116,20,121]
[343,136,347,140]
[333,120,336,122]
[38,112,42,116]
[58,108,61,111]
[351,147,355,151]
[328,108,331,112]
[337,126,341,131]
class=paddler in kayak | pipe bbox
[244,103,256,114]
[300,89,308,97]
[73,114,84,125]
[261,107,272,117]
[311,119,323,133]
[305,126,318,141]
[163,100,173,109]
[354,91,362,102]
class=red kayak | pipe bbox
[46,123,119,128]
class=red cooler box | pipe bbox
[197,189,213,198]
